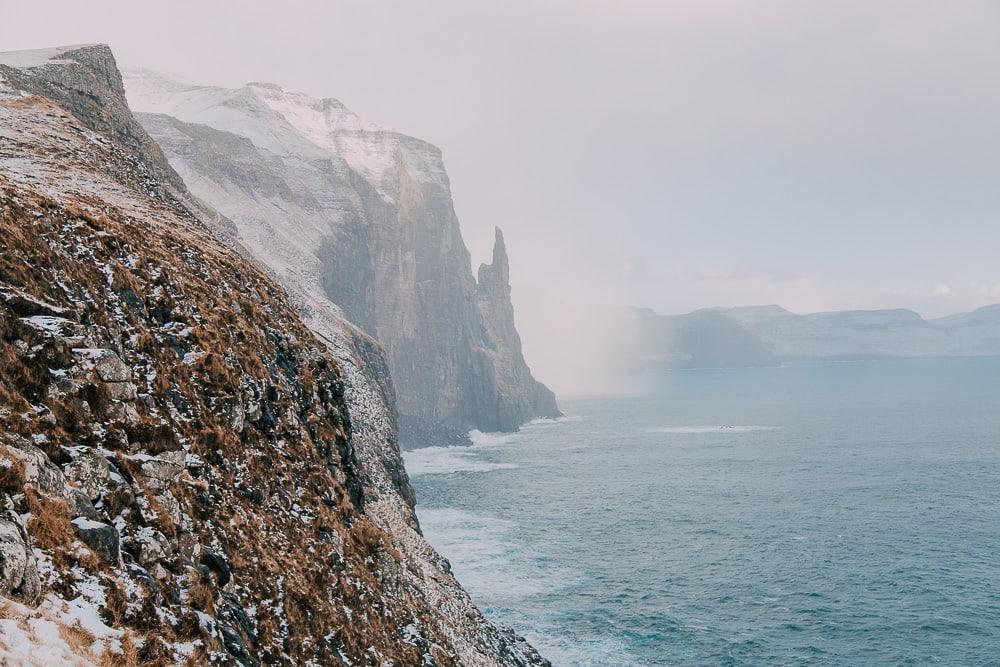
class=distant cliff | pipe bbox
[633,308,779,370]
[123,71,558,445]
[629,303,1000,370]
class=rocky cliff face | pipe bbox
[0,45,546,666]
[122,70,558,445]
[476,229,560,428]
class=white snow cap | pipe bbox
[124,69,449,199]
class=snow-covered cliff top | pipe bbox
[0,43,102,68]
[124,67,449,200]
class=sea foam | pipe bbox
[402,446,518,476]
[644,425,779,434]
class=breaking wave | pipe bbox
[416,507,564,601]
[402,446,518,476]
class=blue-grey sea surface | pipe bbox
[405,358,1000,665]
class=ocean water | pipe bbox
[404,359,1000,666]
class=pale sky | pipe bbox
[3,0,999,326]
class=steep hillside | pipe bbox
[0,45,545,666]
[123,70,559,445]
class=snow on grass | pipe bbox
[0,592,124,667]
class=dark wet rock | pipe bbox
[69,490,102,522]
[201,547,231,587]
[240,486,264,505]
[71,517,120,563]
[1,286,76,319]
[220,622,258,667]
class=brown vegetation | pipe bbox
[57,620,97,657]
[24,488,74,552]
[0,453,25,495]
[0,96,462,663]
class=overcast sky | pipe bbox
[3,0,999,325]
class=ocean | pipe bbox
[404,358,1000,666]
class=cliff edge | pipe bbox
[123,70,559,446]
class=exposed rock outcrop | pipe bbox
[0,510,40,603]
[476,229,560,428]
[0,44,547,666]
[123,70,559,445]
[0,44,182,194]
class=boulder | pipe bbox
[3,438,66,497]
[105,381,137,402]
[135,526,172,566]
[138,489,182,530]
[94,350,132,382]
[0,510,40,603]
[71,517,120,562]
[138,451,185,491]
[63,448,110,499]
[69,489,102,522]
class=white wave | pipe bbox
[416,507,566,601]
[523,631,634,667]
[467,429,522,447]
[467,415,578,447]
[525,414,581,426]
[644,425,779,434]
[418,508,632,665]
[402,446,517,476]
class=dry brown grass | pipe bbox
[24,488,74,551]
[0,94,47,110]
[101,578,127,627]
[98,632,140,667]
[63,201,95,223]
[58,620,96,656]
[151,371,171,394]
[0,452,26,495]
[110,265,143,295]
[0,180,463,664]
[145,495,177,538]
[186,571,215,614]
